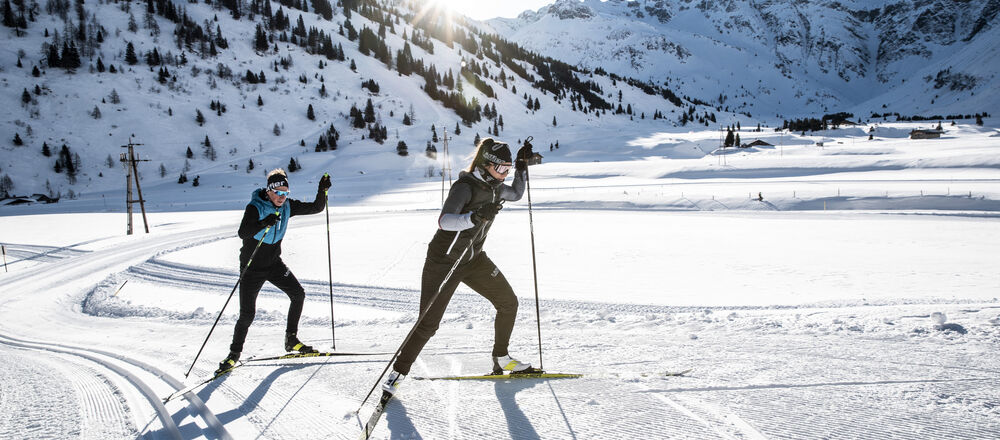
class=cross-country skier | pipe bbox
[217,169,332,374]
[382,137,535,395]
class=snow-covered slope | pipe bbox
[485,0,1000,118]
[2,0,706,199]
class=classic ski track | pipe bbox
[0,223,242,439]
[0,241,92,265]
[92,256,999,323]
[0,347,86,438]
[20,348,139,439]
[0,335,185,439]
[42,353,140,439]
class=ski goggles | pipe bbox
[272,190,290,197]
[492,163,513,174]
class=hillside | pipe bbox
[1,0,704,199]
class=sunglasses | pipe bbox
[272,190,290,197]
[492,163,513,174]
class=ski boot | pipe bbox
[215,351,240,375]
[381,370,405,396]
[492,354,541,375]
[284,332,318,354]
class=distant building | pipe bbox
[743,139,773,148]
[909,129,944,139]
[526,152,544,166]
[1,194,59,206]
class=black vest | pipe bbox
[426,172,501,264]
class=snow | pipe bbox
[1,0,999,438]
[2,120,1000,439]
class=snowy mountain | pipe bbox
[485,0,1000,119]
[1,0,707,199]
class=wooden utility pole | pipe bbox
[120,137,150,235]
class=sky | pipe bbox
[435,0,556,20]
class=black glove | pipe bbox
[318,174,332,192]
[260,213,280,227]
[471,202,502,224]
[516,144,533,172]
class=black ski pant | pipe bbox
[228,261,306,354]
[393,252,519,375]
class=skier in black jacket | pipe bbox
[382,137,534,395]
[217,169,332,373]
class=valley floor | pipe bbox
[1,208,997,439]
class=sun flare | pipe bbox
[416,0,495,21]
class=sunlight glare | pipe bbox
[420,0,490,21]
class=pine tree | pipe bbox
[186,146,193,158]
[431,124,438,142]
[125,42,138,65]
[248,159,255,170]
[159,163,167,177]
[42,142,51,156]
[196,109,205,126]
[454,121,461,135]
[254,24,268,52]
[192,175,200,186]
[13,133,23,146]
[21,88,30,104]
[396,140,408,156]
[47,43,60,68]
[307,104,315,120]
[976,114,984,126]
[2,0,14,28]
[60,42,82,69]
[552,116,557,127]
[363,99,375,123]
[402,113,411,125]
[257,95,263,106]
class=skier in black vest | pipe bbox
[382,137,534,395]
[216,169,332,374]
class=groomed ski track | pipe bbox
[2,211,998,439]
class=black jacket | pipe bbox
[427,170,524,264]
[238,189,326,271]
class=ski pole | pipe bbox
[356,220,490,412]
[112,280,129,297]
[184,211,279,378]
[2,245,7,272]
[522,138,544,371]
[324,173,336,349]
